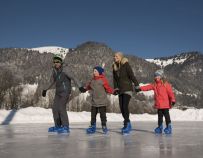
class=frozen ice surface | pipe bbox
[0,122,203,158]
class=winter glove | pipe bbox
[79,87,87,93]
[171,101,176,106]
[113,89,120,95]
[42,90,47,97]
[135,86,141,93]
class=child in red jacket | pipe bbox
[135,69,176,134]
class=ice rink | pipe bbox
[0,122,203,158]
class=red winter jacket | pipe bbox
[140,81,176,109]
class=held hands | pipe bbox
[42,90,47,97]
[135,86,141,93]
[79,87,87,93]
[113,89,120,95]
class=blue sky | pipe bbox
[0,0,203,58]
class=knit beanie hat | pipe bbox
[53,54,63,63]
[154,69,164,77]
[94,66,104,75]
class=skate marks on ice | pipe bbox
[1,122,203,158]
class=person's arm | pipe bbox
[64,69,82,88]
[44,72,56,90]
[101,77,114,94]
[113,70,119,89]
[42,73,55,97]
[166,83,176,104]
[140,84,154,91]
[125,62,139,86]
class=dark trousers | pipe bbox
[157,109,171,127]
[52,95,69,127]
[91,106,107,126]
[119,94,131,125]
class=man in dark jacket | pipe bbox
[113,52,139,134]
[42,54,83,133]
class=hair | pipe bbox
[115,52,124,59]
[153,77,168,85]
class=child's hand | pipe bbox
[135,86,141,93]
[171,101,175,106]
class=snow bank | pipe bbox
[0,107,203,124]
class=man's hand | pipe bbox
[42,90,47,97]
[135,86,141,93]
[79,87,87,93]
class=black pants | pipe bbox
[52,95,69,127]
[157,109,171,127]
[119,94,131,125]
[91,106,107,126]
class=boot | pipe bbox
[48,126,61,132]
[86,123,96,134]
[164,124,172,134]
[122,122,132,134]
[102,126,109,134]
[154,124,163,134]
[57,125,70,133]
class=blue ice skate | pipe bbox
[102,126,109,134]
[154,124,163,134]
[57,126,70,134]
[164,124,172,134]
[86,124,96,134]
[48,126,61,132]
[122,122,132,134]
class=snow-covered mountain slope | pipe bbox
[29,46,69,59]
[145,52,195,67]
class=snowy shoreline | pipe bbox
[0,107,203,124]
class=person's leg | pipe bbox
[118,94,125,119]
[91,106,98,125]
[99,106,107,127]
[99,106,108,133]
[57,95,73,133]
[154,109,164,133]
[120,94,132,134]
[58,95,69,127]
[158,109,164,127]
[49,95,62,132]
[122,94,131,126]
[52,95,62,127]
[163,109,171,127]
[163,109,172,134]
[87,106,97,133]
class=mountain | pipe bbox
[0,42,202,113]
